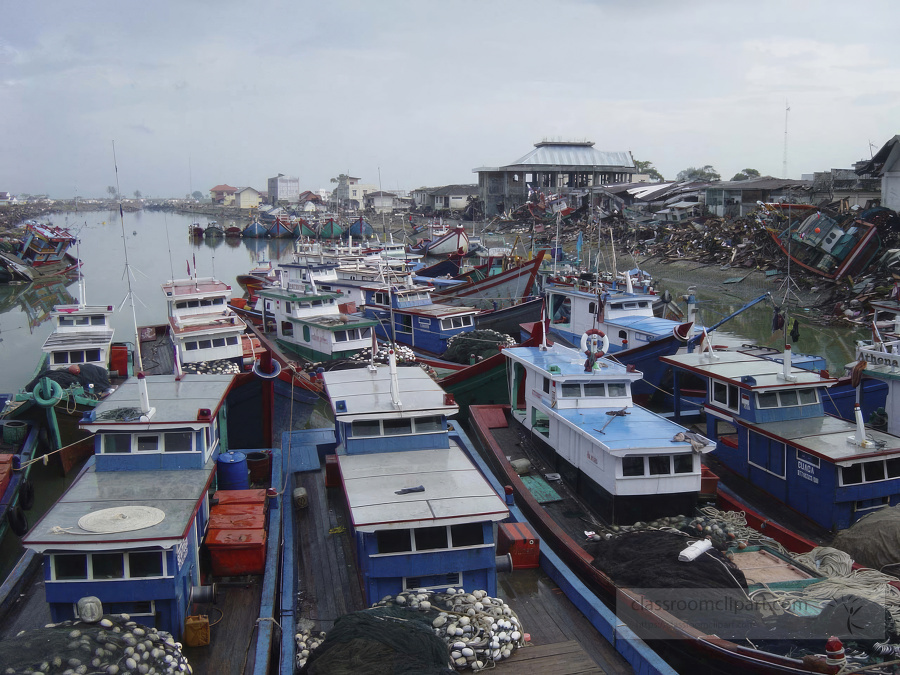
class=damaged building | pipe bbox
[474,140,635,217]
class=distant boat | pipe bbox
[407,224,469,257]
[267,216,295,238]
[318,218,344,239]
[203,221,225,238]
[189,222,204,237]
[0,221,80,282]
[224,224,243,238]
[241,220,268,238]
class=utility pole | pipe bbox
[782,101,790,179]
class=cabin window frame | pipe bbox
[50,550,169,582]
[757,388,820,410]
[101,430,196,454]
[374,523,487,557]
[350,416,444,439]
[712,380,740,412]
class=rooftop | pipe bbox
[324,365,457,420]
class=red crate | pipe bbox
[208,512,265,530]
[210,503,265,517]
[213,489,267,506]
[206,529,266,576]
[497,522,540,569]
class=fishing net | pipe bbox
[300,607,453,675]
[442,330,516,364]
[0,613,190,674]
[25,363,112,394]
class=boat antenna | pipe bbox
[75,235,86,307]
[378,166,387,239]
[112,140,154,419]
[163,212,175,281]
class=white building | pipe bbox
[268,174,300,205]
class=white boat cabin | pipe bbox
[42,304,115,369]
[163,277,246,365]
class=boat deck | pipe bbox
[138,324,176,375]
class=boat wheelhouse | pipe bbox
[662,345,900,531]
[41,303,116,371]
[504,342,714,524]
[21,374,234,639]
[361,281,478,356]
[254,279,377,362]
[162,277,247,367]
[322,359,508,602]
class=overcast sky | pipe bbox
[2,1,899,198]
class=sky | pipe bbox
[2,0,899,199]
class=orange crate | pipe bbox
[206,529,266,576]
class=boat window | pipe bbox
[90,316,106,326]
[441,319,452,330]
[129,551,164,578]
[888,458,900,478]
[779,391,799,407]
[398,315,413,334]
[53,352,69,364]
[92,553,124,580]
[638,302,649,309]
[450,523,484,547]
[198,340,212,350]
[383,418,413,436]
[583,383,606,397]
[175,302,187,310]
[452,317,463,328]
[312,300,323,307]
[463,316,473,326]
[200,299,213,307]
[66,350,85,363]
[543,377,550,394]
[415,526,448,551]
[285,302,293,313]
[855,497,890,513]
[361,327,372,339]
[213,338,225,348]
[137,436,159,451]
[414,416,443,433]
[617,330,627,341]
[226,336,238,346]
[86,349,101,362]
[213,298,224,305]
[165,432,193,452]
[75,316,90,326]
[59,316,75,326]
[377,529,412,554]
[841,464,863,485]
[282,321,294,338]
[589,302,596,314]
[622,456,645,476]
[104,434,131,453]
[54,554,87,581]
[798,389,818,405]
[561,383,581,398]
[864,461,886,482]
[796,450,820,468]
[607,383,626,397]
[188,300,199,308]
[335,330,348,342]
[649,456,671,475]
[757,392,778,408]
[185,341,198,351]
[351,420,381,437]
[673,454,693,473]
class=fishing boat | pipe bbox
[0,418,40,540]
[241,219,268,238]
[235,260,281,296]
[767,208,881,281]
[317,217,344,239]
[1,297,131,475]
[468,337,900,673]
[203,221,225,238]
[224,224,243,238]
[0,221,80,282]
[408,224,469,257]
[661,343,900,532]
[266,215,295,238]
[361,278,479,357]
[430,253,545,311]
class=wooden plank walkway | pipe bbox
[496,640,604,674]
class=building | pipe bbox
[209,184,237,205]
[808,169,880,209]
[363,191,397,214]
[331,175,378,211]
[429,185,478,214]
[856,135,900,212]
[267,174,300,205]
[233,187,261,210]
[0,191,17,205]
[474,140,636,217]
[704,177,812,218]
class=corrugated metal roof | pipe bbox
[506,142,634,169]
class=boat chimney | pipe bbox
[624,272,633,295]
[388,348,402,409]
[699,329,719,361]
[849,403,876,449]
[780,345,797,382]
[173,340,184,381]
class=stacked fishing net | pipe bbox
[181,359,241,375]
[0,614,190,675]
[296,588,524,674]
[442,330,517,364]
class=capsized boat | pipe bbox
[0,221,80,281]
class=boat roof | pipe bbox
[504,344,643,383]
[52,304,114,316]
[255,286,342,303]
[81,374,233,430]
[282,313,377,330]
[604,315,684,334]
[749,415,900,464]
[661,350,836,391]
[337,443,508,532]
[23,459,214,551]
[162,277,231,298]
[43,329,115,351]
[324,365,458,420]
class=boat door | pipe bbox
[510,362,527,415]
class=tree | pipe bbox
[133,190,142,200]
[633,159,665,182]
[192,191,203,201]
[676,165,721,182]
[107,186,118,199]
[731,168,761,181]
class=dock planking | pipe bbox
[495,640,605,674]
[182,581,262,674]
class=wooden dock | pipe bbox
[496,640,606,674]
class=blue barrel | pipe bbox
[217,452,250,490]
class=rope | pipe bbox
[696,506,788,552]
[16,433,97,470]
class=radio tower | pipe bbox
[782,100,790,178]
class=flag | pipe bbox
[772,307,785,333]
[790,319,800,343]
[186,259,191,276]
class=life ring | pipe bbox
[7,505,28,537]
[851,360,867,388]
[252,359,282,380]
[580,329,610,357]
[19,480,34,511]
[33,378,64,408]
